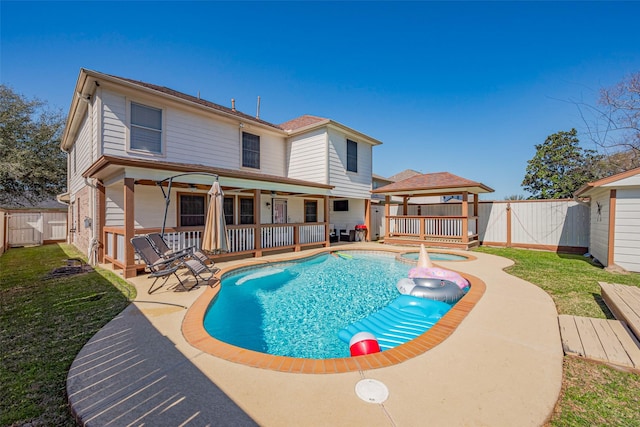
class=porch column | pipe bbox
[254,189,262,257]
[364,199,371,242]
[461,191,469,244]
[123,178,137,278]
[324,195,330,245]
[473,193,479,239]
[384,195,391,240]
[97,181,105,263]
[402,197,408,215]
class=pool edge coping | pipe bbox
[182,248,486,374]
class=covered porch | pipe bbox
[371,172,494,250]
[86,156,334,278]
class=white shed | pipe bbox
[575,167,640,272]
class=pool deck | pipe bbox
[67,243,564,426]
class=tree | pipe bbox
[522,129,604,199]
[504,194,526,200]
[579,71,640,169]
[0,85,66,206]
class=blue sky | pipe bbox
[2,1,639,199]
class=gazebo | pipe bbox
[371,172,494,250]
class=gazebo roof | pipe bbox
[371,172,494,196]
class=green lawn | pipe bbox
[0,244,135,426]
[475,247,640,426]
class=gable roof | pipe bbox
[279,115,329,131]
[62,69,383,150]
[279,114,383,146]
[574,166,640,197]
[111,74,283,130]
[387,169,422,182]
[372,172,494,196]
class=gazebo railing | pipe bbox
[388,215,478,240]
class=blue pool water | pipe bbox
[204,252,430,359]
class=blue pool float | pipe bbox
[338,295,451,351]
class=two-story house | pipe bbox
[60,69,381,278]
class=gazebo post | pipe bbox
[462,191,469,244]
[384,195,390,240]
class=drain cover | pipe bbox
[355,379,389,403]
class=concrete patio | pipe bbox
[67,243,564,426]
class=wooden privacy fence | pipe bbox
[4,211,67,248]
[384,199,590,253]
[478,200,590,253]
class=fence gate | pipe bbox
[371,205,385,241]
[8,213,43,247]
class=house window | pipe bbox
[130,102,162,153]
[179,194,206,227]
[239,197,254,224]
[347,139,358,172]
[333,200,348,211]
[305,200,318,223]
[223,197,234,225]
[242,132,260,169]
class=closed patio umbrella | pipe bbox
[202,180,230,253]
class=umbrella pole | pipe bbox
[159,177,174,238]
[156,172,219,239]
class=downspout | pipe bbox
[84,177,99,265]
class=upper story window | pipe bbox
[179,194,206,227]
[304,200,318,223]
[347,139,358,173]
[131,102,163,154]
[242,132,260,169]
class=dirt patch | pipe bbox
[44,258,93,280]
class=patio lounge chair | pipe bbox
[146,233,219,272]
[131,236,218,294]
[147,232,195,259]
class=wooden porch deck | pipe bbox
[558,282,640,372]
[382,235,480,250]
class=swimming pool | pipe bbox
[399,252,469,262]
[204,252,457,359]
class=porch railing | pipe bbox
[103,223,329,269]
[388,215,478,240]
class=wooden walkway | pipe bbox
[558,282,640,371]
[600,281,640,340]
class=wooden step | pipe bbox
[599,281,640,341]
[558,315,640,371]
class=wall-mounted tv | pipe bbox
[333,200,348,211]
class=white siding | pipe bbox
[134,186,179,229]
[93,94,100,160]
[69,110,93,193]
[98,88,289,176]
[106,184,184,229]
[101,90,127,154]
[327,128,372,199]
[287,129,327,183]
[614,188,640,272]
[329,198,366,230]
[589,189,611,266]
[165,107,239,168]
[105,186,124,227]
